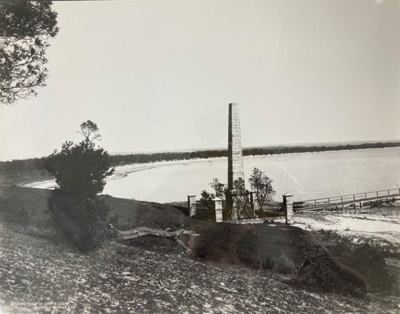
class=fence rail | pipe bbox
[293,188,400,210]
[194,201,215,221]
[193,194,284,221]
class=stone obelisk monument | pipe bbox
[227,103,245,220]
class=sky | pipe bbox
[1,0,400,161]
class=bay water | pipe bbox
[103,147,400,203]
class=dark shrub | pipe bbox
[316,230,399,295]
[200,189,214,210]
[48,191,113,252]
[43,121,115,252]
[291,248,367,297]
[284,232,370,297]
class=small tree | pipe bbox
[43,120,114,251]
[200,178,227,209]
[248,167,275,211]
[209,178,226,199]
[77,120,102,143]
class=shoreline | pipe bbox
[109,156,227,179]
[111,145,400,176]
[20,146,400,192]
[20,157,227,190]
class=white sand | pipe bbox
[293,210,400,244]
[21,157,225,189]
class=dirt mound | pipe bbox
[187,223,367,296]
[102,195,194,231]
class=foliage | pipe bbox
[209,178,226,199]
[232,177,247,193]
[0,157,46,175]
[0,1,59,104]
[43,121,114,200]
[43,121,114,251]
[232,178,252,218]
[199,190,214,211]
[78,120,102,142]
[201,176,259,219]
[289,229,400,297]
[200,178,227,212]
[47,191,113,252]
[316,230,399,295]
[249,167,275,211]
[288,233,368,297]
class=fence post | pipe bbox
[282,193,294,224]
[230,189,239,221]
[213,197,223,223]
[187,195,196,217]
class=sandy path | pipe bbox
[293,209,400,244]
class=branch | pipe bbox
[117,227,199,252]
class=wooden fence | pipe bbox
[293,188,400,211]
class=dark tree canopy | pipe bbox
[0,1,59,105]
[78,120,101,143]
[44,120,114,200]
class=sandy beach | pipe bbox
[21,157,226,190]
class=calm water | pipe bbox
[103,148,400,203]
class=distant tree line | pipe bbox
[0,158,46,175]
[110,150,227,166]
[110,141,400,166]
[2,141,400,176]
[243,141,400,156]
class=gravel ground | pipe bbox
[1,222,400,314]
